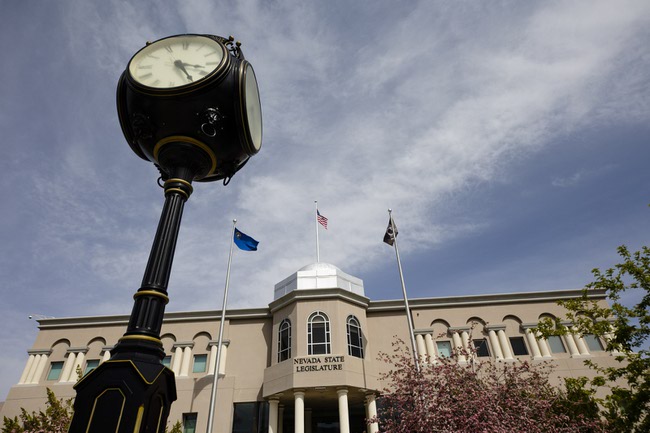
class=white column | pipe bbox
[101,350,111,363]
[208,344,218,375]
[424,334,437,364]
[538,337,552,358]
[563,332,580,357]
[604,326,622,354]
[69,352,85,382]
[25,354,42,384]
[497,330,514,360]
[488,330,504,360]
[524,329,542,359]
[337,388,350,433]
[460,331,470,353]
[268,398,279,433]
[18,354,36,384]
[171,346,183,375]
[366,393,379,433]
[603,331,614,350]
[218,343,228,376]
[572,329,590,356]
[415,334,427,364]
[294,391,305,433]
[30,354,49,384]
[278,405,284,433]
[451,331,466,363]
[180,346,192,376]
[305,408,312,433]
[59,352,76,383]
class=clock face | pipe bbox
[241,62,263,153]
[128,35,226,90]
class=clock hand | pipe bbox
[182,63,205,69]
[173,60,193,81]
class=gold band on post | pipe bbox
[164,178,193,194]
[118,335,163,345]
[133,290,170,304]
[153,136,217,176]
[164,187,189,200]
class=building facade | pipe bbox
[1,263,617,433]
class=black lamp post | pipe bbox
[68,34,262,433]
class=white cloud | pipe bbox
[9,1,648,311]
[119,0,650,309]
[551,172,583,188]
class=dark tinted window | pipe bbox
[509,337,528,356]
[308,312,331,355]
[232,402,269,433]
[278,319,291,362]
[183,413,197,433]
[473,339,490,357]
[347,316,364,358]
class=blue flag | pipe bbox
[234,228,259,251]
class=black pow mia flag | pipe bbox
[383,217,398,246]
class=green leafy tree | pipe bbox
[536,245,650,432]
[552,377,602,421]
[165,420,183,433]
[2,388,73,433]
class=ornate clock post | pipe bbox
[68,34,262,433]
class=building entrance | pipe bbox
[314,412,339,433]
[280,403,367,433]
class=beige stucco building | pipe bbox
[1,263,617,433]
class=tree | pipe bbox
[2,388,73,433]
[2,389,183,433]
[165,421,183,433]
[373,340,606,433]
[536,245,650,433]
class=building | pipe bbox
[0,262,617,433]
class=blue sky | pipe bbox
[1,0,648,400]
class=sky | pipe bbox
[1,0,648,401]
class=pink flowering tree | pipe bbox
[372,340,607,433]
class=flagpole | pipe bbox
[388,209,420,372]
[315,200,320,263]
[206,219,236,433]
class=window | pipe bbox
[84,359,100,375]
[436,341,452,358]
[162,355,172,368]
[183,413,197,433]
[278,319,291,362]
[584,334,604,352]
[473,339,490,357]
[308,311,331,355]
[232,402,269,433]
[347,316,364,358]
[509,337,529,356]
[548,335,566,353]
[192,354,207,373]
[47,361,64,381]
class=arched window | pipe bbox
[278,319,291,362]
[308,311,331,355]
[346,316,364,358]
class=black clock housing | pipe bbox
[117,34,262,183]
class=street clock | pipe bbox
[117,34,262,184]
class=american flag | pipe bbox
[317,210,328,229]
